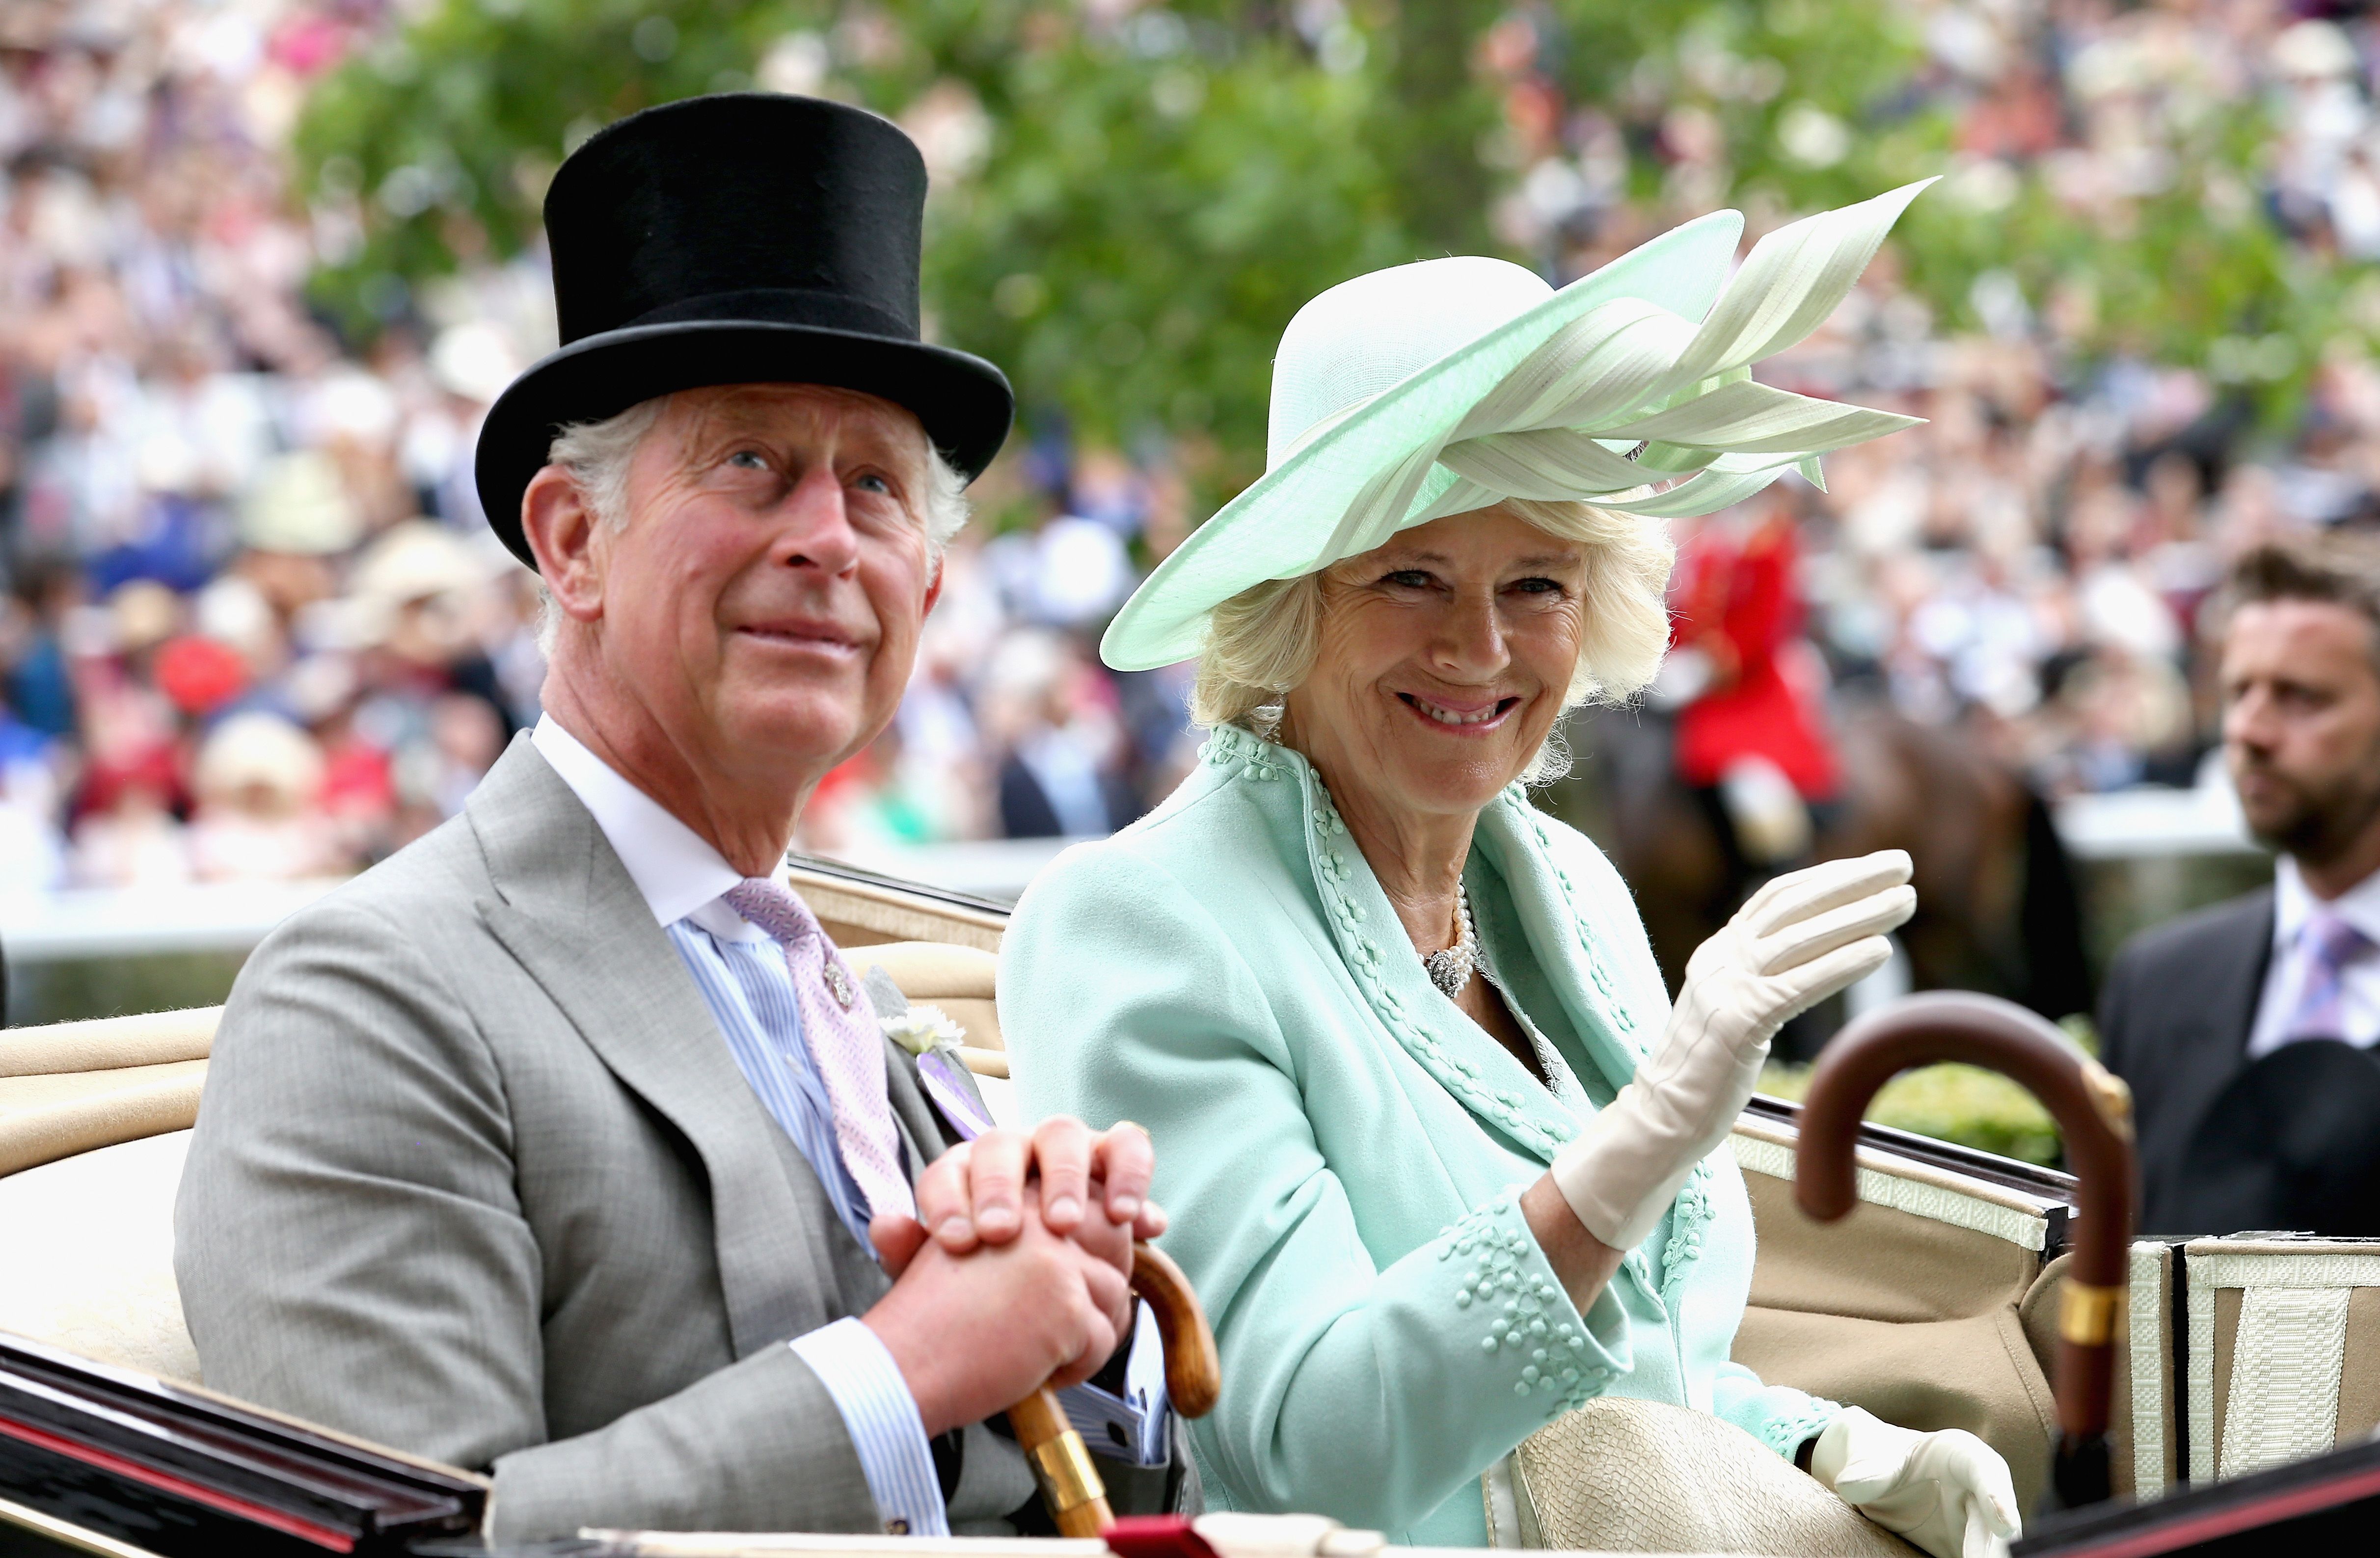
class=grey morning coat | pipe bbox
[176,735,1177,1541]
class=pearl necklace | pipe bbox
[1422,882,1478,998]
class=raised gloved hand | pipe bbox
[1551,850,1914,1251]
[1812,1406,2021,1558]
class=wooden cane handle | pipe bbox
[1792,991,2136,1453]
[1007,1240,1218,1535]
[1128,1241,1220,1419]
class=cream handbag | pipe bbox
[1487,1397,1919,1555]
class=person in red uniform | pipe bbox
[1668,494,1840,900]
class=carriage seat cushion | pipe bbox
[1,1007,218,1177]
[845,940,1002,1050]
[0,1129,199,1384]
[0,947,1000,1387]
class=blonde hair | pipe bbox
[1190,498,1674,781]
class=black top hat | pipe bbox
[2170,1039,2380,1236]
[473,93,1013,568]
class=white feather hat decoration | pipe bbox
[1101,178,1936,671]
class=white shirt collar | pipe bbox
[2273,854,2380,950]
[531,716,767,940]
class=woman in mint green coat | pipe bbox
[1004,186,2021,1554]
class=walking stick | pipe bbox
[1792,992,2137,1514]
[1008,1242,1221,1537]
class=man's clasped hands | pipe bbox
[862,1118,1163,1437]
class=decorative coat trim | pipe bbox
[1496,783,1636,1035]
[1197,725,1728,1296]
[1751,1392,1844,1462]
[1203,725,1584,1162]
[1488,780,1716,1299]
[1435,1190,1617,1419]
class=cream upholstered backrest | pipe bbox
[844,940,1003,1053]
[0,938,1000,1182]
[0,1007,216,1177]
[0,941,1007,1387]
[0,1130,199,1382]
[0,1010,218,1384]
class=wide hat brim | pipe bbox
[2171,1039,2380,1236]
[1099,209,1745,672]
[475,320,1014,569]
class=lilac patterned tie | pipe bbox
[724,876,917,1225]
[2282,908,2374,1045]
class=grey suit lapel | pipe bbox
[883,1036,967,1166]
[464,738,832,1358]
[864,966,985,1165]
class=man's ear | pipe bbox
[922,552,945,618]
[521,465,605,626]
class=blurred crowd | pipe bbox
[0,0,1221,888]
[798,437,1206,857]
[1488,1,2380,804]
[0,0,544,891]
[15,1,2380,896]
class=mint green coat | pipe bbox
[1002,725,1838,1545]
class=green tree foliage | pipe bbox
[906,9,1430,492]
[298,0,1496,499]
[1760,1061,2063,1167]
[294,0,2343,500]
[297,0,781,298]
[294,0,1924,500]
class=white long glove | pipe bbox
[1551,850,1914,1250]
[1812,1407,2022,1558]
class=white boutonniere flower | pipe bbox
[881,1002,966,1057]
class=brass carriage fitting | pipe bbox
[2058,1279,2125,1347]
[2079,1059,2136,1142]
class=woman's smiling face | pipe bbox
[1281,505,1588,820]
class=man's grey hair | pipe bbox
[534,392,972,651]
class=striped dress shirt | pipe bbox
[531,717,949,1536]
[665,921,876,1245]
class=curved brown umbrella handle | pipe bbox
[1006,1241,1222,1537]
[1793,992,2136,1512]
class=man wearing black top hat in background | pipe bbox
[2099,534,2380,1236]
[177,94,1191,1541]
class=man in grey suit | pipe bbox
[177,94,1174,1542]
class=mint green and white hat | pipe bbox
[1100,179,1935,672]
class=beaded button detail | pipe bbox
[1437,1193,1611,1418]
[1202,725,1285,782]
[1758,1392,1845,1460]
